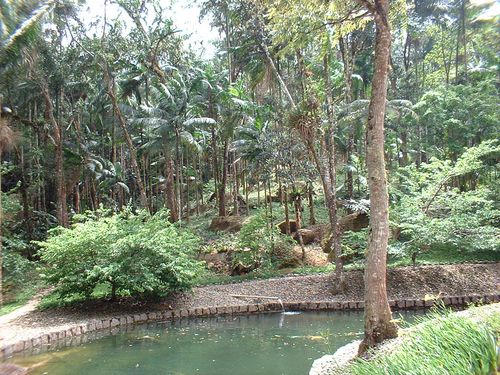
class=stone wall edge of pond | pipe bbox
[2,293,499,360]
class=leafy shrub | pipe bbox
[341,229,368,262]
[37,209,203,301]
[391,187,499,264]
[390,141,500,264]
[200,233,238,254]
[232,212,295,271]
[3,236,33,286]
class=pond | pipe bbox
[7,310,422,375]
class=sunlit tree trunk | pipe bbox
[357,0,398,354]
[323,52,345,292]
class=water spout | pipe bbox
[277,298,285,312]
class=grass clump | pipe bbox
[349,305,499,375]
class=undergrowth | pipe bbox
[348,305,499,375]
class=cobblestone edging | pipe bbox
[2,293,499,360]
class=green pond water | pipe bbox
[8,310,422,375]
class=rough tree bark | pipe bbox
[218,141,229,217]
[103,69,148,209]
[164,152,178,222]
[356,0,399,354]
[41,84,68,227]
[323,52,345,292]
[340,36,355,199]
[307,182,316,225]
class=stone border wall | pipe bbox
[2,293,499,360]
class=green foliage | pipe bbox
[391,187,499,261]
[37,209,203,301]
[341,229,368,261]
[200,233,238,254]
[349,306,499,375]
[413,83,499,158]
[390,141,500,263]
[232,212,296,270]
[3,236,33,285]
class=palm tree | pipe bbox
[0,0,58,70]
[131,79,215,221]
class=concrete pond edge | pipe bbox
[2,293,499,360]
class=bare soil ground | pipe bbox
[0,263,498,349]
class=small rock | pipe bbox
[209,216,248,232]
[309,340,361,375]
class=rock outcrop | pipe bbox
[209,216,248,232]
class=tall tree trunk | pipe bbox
[218,141,229,217]
[244,162,249,213]
[294,192,306,259]
[263,179,268,211]
[257,179,261,207]
[18,147,33,241]
[175,130,183,221]
[296,49,306,99]
[323,52,345,292]
[307,182,316,225]
[254,13,296,110]
[357,0,398,354]
[41,84,68,227]
[283,187,291,235]
[208,87,219,208]
[340,36,355,199]
[267,180,274,234]
[194,156,200,216]
[103,70,148,209]
[165,152,178,222]
[233,157,239,216]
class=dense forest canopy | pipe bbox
[0,0,498,349]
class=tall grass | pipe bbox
[349,307,498,375]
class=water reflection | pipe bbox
[7,310,423,375]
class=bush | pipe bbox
[200,233,238,254]
[3,236,34,286]
[232,212,295,271]
[389,141,500,264]
[37,209,203,301]
[341,229,368,262]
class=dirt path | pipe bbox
[0,263,498,351]
[0,291,52,346]
[0,292,48,327]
